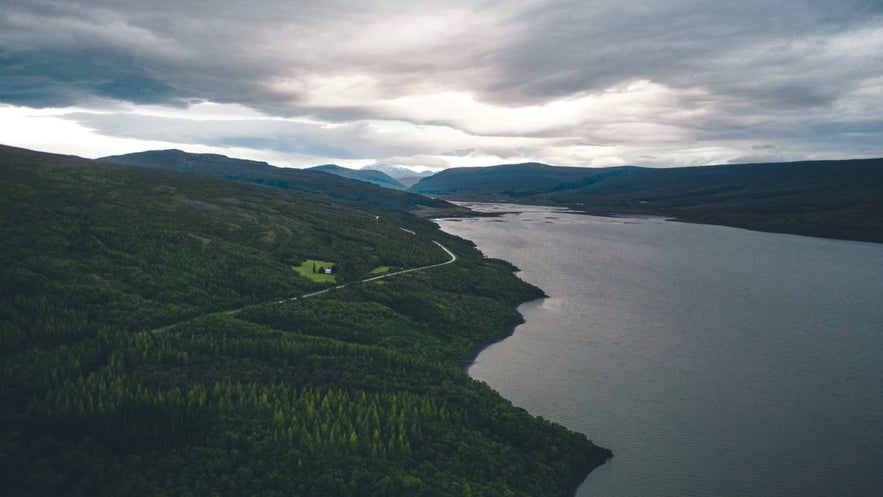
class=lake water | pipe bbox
[436,204,883,497]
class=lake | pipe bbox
[436,204,883,497]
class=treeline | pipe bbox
[9,307,605,497]
[1,146,609,496]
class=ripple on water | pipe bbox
[440,207,883,497]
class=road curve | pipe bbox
[360,241,456,283]
[149,240,456,334]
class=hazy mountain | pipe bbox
[361,164,435,188]
[361,164,435,179]
[409,159,883,243]
[309,164,406,190]
[101,149,464,217]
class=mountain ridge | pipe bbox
[361,163,435,179]
[309,164,406,190]
[410,158,883,243]
[100,149,465,218]
[361,164,435,188]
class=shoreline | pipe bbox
[459,297,535,376]
[439,203,882,496]
[439,208,613,496]
[448,255,612,496]
[460,292,614,496]
[434,199,883,245]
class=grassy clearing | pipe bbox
[293,259,336,283]
[369,266,391,275]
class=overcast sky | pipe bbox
[2,0,882,169]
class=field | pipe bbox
[293,259,337,283]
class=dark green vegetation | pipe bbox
[309,164,406,190]
[410,159,883,243]
[1,145,610,496]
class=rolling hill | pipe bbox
[1,144,610,497]
[100,149,463,218]
[410,159,883,243]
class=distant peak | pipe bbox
[362,164,435,180]
[307,164,406,190]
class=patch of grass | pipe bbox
[293,259,336,283]
[369,266,391,275]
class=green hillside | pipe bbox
[0,145,609,496]
[410,162,600,198]
[410,159,883,242]
[101,149,461,218]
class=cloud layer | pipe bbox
[2,0,882,167]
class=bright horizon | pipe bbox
[2,1,882,170]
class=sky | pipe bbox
[1,0,882,170]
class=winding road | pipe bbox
[149,240,456,334]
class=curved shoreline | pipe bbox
[438,211,612,496]
[459,298,533,375]
[457,286,613,496]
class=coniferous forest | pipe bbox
[0,145,610,496]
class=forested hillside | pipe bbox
[0,145,610,496]
[101,149,458,218]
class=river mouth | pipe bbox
[438,203,883,497]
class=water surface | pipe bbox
[437,204,883,497]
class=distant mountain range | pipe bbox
[408,159,883,243]
[361,164,435,188]
[100,149,465,217]
[101,150,437,193]
[308,164,406,190]
[87,149,883,242]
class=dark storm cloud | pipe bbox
[493,0,883,106]
[1,0,273,108]
[0,51,184,107]
[1,0,489,113]
[3,0,880,113]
